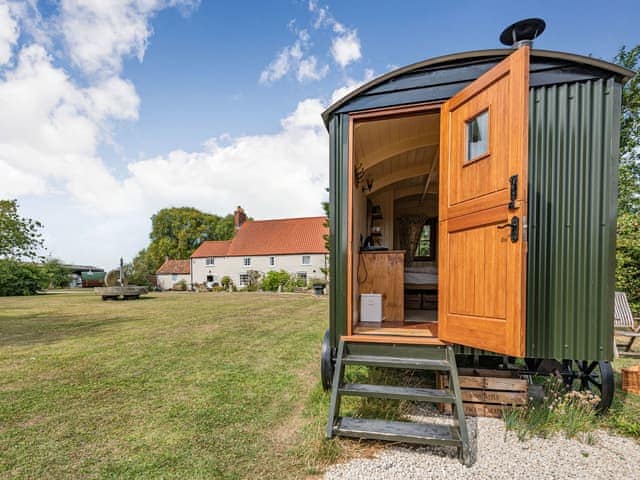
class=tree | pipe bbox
[321,195,330,279]
[129,207,238,282]
[614,46,640,309]
[0,258,44,296]
[42,259,70,288]
[125,250,156,286]
[322,199,330,251]
[616,46,640,214]
[0,199,44,260]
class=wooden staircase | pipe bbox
[326,339,472,466]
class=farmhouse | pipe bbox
[190,213,328,288]
[156,259,191,290]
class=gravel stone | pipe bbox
[325,415,640,480]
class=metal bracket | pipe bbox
[508,174,518,210]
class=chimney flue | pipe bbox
[500,18,546,49]
[234,206,247,231]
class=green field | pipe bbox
[2,291,638,479]
[0,291,330,479]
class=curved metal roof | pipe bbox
[322,48,634,126]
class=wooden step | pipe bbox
[342,354,451,371]
[334,417,461,446]
[339,383,456,403]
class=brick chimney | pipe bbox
[234,206,247,231]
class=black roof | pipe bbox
[322,48,634,128]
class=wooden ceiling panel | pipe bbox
[354,112,440,171]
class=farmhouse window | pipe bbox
[269,256,276,267]
[301,255,311,265]
[206,257,215,266]
[239,273,249,286]
[243,257,251,266]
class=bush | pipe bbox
[221,276,232,290]
[261,270,292,291]
[617,212,640,311]
[172,279,187,291]
[503,377,599,441]
[42,259,70,288]
[0,259,45,296]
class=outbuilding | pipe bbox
[321,19,634,457]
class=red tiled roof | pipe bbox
[189,217,328,258]
[226,216,328,256]
[190,240,232,258]
[156,259,190,275]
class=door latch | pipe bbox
[497,216,519,243]
[508,174,518,210]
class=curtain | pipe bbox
[399,215,427,266]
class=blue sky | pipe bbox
[1,0,638,268]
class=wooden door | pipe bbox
[438,47,529,357]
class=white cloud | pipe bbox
[0,41,330,232]
[297,55,328,82]
[331,28,361,68]
[121,97,328,222]
[308,0,329,30]
[260,28,329,85]
[260,46,293,84]
[2,1,353,267]
[60,0,199,76]
[308,1,361,69]
[0,44,139,199]
[87,76,140,121]
[0,2,20,66]
[262,0,365,84]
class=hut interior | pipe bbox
[351,108,441,337]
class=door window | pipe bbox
[466,109,489,161]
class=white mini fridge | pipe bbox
[360,293,382,323]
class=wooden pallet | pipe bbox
[437,368,528,418]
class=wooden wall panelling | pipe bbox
[358,251,405,322]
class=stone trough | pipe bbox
[94,286,148,300]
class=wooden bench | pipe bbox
[614,292,640,358]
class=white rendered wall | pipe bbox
[191,254,328,287]
[157,273,190,290]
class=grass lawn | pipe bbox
[2,291,638,478]
[0,291,331,479]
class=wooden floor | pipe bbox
[354,318,438,337]
[405,309,437,322]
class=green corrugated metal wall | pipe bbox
[330,78,623,362]
[526,78,622,361]
[329,114,349,348]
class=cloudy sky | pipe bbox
[0,0,637,268]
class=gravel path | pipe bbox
[325,415,640,480]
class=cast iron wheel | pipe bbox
[321,329,334,391]
[524,358,543,374]
[564,360,614,413]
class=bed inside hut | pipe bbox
[350,107,442,338]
